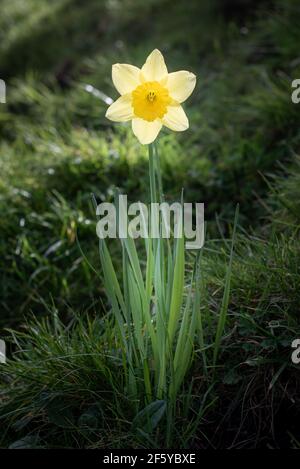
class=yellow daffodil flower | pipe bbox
[105,49,196,145]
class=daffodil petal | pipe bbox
[167,71,196,103]
[112,64,141,95]
[105,94,133,122]
[141,49,168,82]
[162,105,189,131]
[132,118,162,144]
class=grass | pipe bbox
[0,0,300,448]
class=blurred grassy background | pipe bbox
[0,0,300,448]
[1,0,299,328]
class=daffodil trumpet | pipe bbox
[106,49,196,144]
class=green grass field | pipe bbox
[0,0,299,449]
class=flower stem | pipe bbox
[148,143,157,204]
[153,141,164,203]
